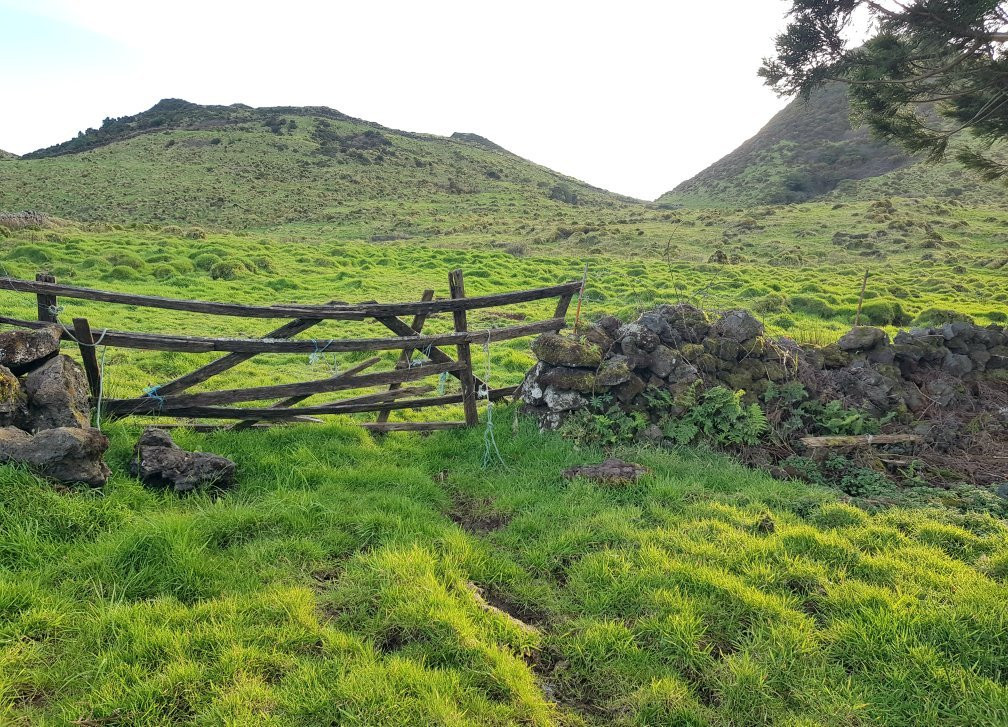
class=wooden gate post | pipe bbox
[448,269,479,426]
[72,318,102,400]
[36,272,57,323]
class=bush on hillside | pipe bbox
[151,264,175,280]
[193,253,222,271]
[914,308,975,326]
[860,300,910,326]
[105,251,146,269]
[103,265,140,282]
[548,183,579,205]
[9,244,50,263]
[210,260,247,280]
[789,295,836,319]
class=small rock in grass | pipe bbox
[0,425,110,486]
[563,458,649,484]
[0,326,62,375]
[131,427,236,493]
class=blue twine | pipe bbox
[93,345,108,431]
[308,340,332,366]
[143,384,165,410]
[437,371,448,395]
[479,331,507,469]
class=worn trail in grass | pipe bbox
[2,414,1007,725]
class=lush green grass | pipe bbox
[3,415,1008,725]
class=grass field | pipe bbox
[0,217,1006,725]
[3,417,1008,725]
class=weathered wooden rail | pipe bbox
[0,270,579,432]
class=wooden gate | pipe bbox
[0,270,580,432]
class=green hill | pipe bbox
[0,149,17,160]
[658,83,1006,207]
[0,99,634,228]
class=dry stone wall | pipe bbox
[518,303,1008,430]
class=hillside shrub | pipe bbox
[171,258,195,274]
[753,293,789,314]
[250,255,276,273]
[986,311,1007,322]
[185,227,207,240]
[914,308,975,326]
[9,244,50,263]
[860,300,909,326]
[548,183,579,205]
[789,295,835,319]
[105,251,146,269]
[103,265,140,282]
[210,260,247,280]
[151,264,175,280]
[193,253,222,271]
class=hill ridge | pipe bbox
[658,83,915,207]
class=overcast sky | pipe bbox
[1,0,796,200]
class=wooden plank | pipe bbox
[360,421,467,432]
[800,433,921,448]
[0,316,566,354]
[103,360,462,413]
[229,355,381,431]
[0,277,582,320]
[155,417,324,431]
[35,272,57,323]
[377,289,435,424]
[71,318,102,400]
[449,269,479,427]
[553,292,574,321]
[105,386,515,421]
[373,313,489,393]
[155,302,341,396]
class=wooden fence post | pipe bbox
[72,318,102,400]
[36,272,57,323]
[448,269,479,426]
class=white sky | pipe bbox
[1,0,796,200]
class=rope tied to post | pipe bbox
[480,329,506,469]
[142,384,165,410]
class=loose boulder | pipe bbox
[0,326,62,375]
[0,426,110,486]
[20,355,91,431]
[130,427,236,492]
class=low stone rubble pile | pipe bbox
[0,326,236,489]
[0,325,110,484]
